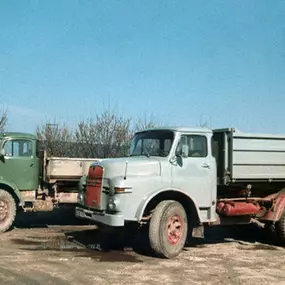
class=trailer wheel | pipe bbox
[276,208,285,244]
[149,200,188,258]
[0,190,16,233]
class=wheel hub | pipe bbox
[0,200,9,222]
[166,215,183,245]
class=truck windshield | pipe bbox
[130,130,174,157]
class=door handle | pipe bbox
[201,163,210,169]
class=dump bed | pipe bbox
[213,128,285,185]
[45,157,100,183]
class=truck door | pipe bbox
[0,139,38,190]
[171,134,216,210]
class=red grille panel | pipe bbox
[86,165,103,208]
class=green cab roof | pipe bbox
[0,132,37,140]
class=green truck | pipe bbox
[0,132,99,232]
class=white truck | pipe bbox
[76,127,285,258]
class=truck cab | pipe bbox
[0,132,40,196]
[76,127,218,257]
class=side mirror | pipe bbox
[0,148,5,157]
[181,144,189,158]
[176,144,188,158]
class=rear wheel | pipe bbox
[149,200,188,258]
[0,190,16,233]
[276,208,285,244]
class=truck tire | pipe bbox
[0,190,16,233]
[149,200,188,258]
[276,208,285,244]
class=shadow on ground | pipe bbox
[14,205,89,228]
[11,226,144,263]
[188,223,280,248]
[11,223,282,261]
[65,223,282,255]
[12,208,283,259]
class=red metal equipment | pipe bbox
[217,201,261,216]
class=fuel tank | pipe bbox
[217,201,260,216]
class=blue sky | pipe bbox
[0,0,285,134]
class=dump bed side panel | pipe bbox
[213,129,285,184]
[231,132,285,181]
[45,157,100,182]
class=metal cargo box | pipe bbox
[46,157,100,182]
[213,128,285,184]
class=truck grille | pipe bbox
[86,165,103,209]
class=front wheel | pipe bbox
[149,200,188,258]
[0,190,16,233]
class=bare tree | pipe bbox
[36,110,162,158]
[0,108,8,132]
[74,110,132,158]
[73,119,97,158]
[133,112,161,132]
[198,114,211,129]
[36,122,74,157]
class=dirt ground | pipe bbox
[0,207,284,285]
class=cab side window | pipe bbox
[3,140,33,157]
[177,135,208,158]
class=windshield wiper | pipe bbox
[130,151,151,158]
[130,152,150,157]
[143,149,151,158]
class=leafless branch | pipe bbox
[133,112,160,132]
[74,110,132,158]
[36,122,73,157]
[0,109,8,132]
[36,110,162,158]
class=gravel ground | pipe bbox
[0,207,284,285]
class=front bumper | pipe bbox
[75,207,125,227]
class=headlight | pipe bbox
[78,175,87,192]
[77,193,84,204]
[108,196,120,211]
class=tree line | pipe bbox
[1,108,159,158]
[1,108,210,159]
[36,110,159,158]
